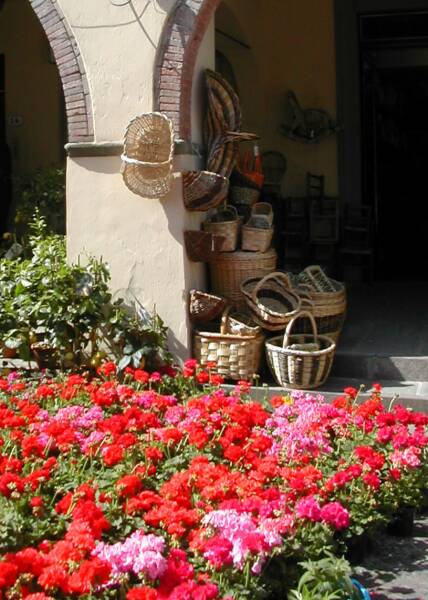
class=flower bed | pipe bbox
[0,362,426,599]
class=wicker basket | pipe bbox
[229,167,262,207]
[209,248,277,309]
[203,205,239,252]
[251,202,274,226]
[184,231,226,262]
[241,214,273,252]
[193,307,264,381]
[189,290,227,324]
[265,311,336,389]
[227,310,262,336]
[121,112,174,199]
[292,267,347,340]
[242,272,302,331]
[182,171,229,212]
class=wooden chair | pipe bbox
[339,204,375,283]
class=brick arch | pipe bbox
[29,0,94,143]
[155,0,221,141]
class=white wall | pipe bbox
[61,0,214,358]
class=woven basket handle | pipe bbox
[121,153,171,168]
[299,292,315,311]
[251,271,292,303]
[283,310,318,349]
[220,306,232,335]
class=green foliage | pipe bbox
[13,164,66,235]
[287,554,358,600]
[0,214,171,370]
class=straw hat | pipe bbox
[121,112,175,199]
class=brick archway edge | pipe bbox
[30,0,94,143]
[155,0,221,141]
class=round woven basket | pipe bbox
[209,248,277,309]
[121,112,174,199]
[193,307,264,381]
[265,311,336,390]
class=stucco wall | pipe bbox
[0,0,64,176]
[58,0,336,358]
[216,0,338,196]
[61,0,214,357]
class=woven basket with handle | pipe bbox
[193,307,264,381]
[242,214,273,252]
[203,205,239,252]
[241,272,302,331]
[265,310,336,389]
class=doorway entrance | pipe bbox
[360,13,428,281]
[336,0,428,282]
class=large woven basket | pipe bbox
[203,205,239,252]
[241,272,302,331]
[209,248,277,309]
[265,311,336,389]
[193,307,264,381]
[121,112,174,199]
[189,290,227,324]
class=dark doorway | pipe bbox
[359,12,428,281]
[361,54,428,280]
[0,54,11,234]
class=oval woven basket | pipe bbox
[203,205,240,252]
[241,272,302,331]
[265,311,336,389]
[193,307,264,381]
[209,248,277,309]
[121,112,174,199]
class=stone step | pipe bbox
[331,350,428,382]
[224,377,428,414]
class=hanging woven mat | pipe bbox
[182,171,229,212]
[241,272,302,331]
[184,230,226,262]
[121,112,174,199]
[193,307,264,381]
[265,310,336,389]
[189,290,227,324]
